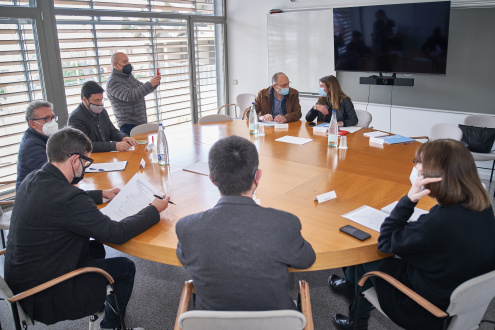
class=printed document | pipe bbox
[275,136,313,145]
[86,161,128,173]
[381,201,429,221]
[101,173,163,221]
[183,162,210,176]
[342,206,388,232]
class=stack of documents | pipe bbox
[379,135,414,144]
[275,136,313,145]
[342,202,429,232]
[363,131,389,138]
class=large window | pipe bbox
[0,0,226,196]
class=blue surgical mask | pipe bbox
[279,88,289,96]
[318,88,327,97]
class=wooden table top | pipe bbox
[78,120,436,272]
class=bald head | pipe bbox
[112,52,130,72]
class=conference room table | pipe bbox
[78,120,436,272]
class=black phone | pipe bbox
[339,225,371,241]
[308,122,316,127]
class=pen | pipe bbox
[89,168,104,172]
[153,194,176,205]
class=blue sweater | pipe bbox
[16,127,49,190]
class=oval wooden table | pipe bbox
[77,120,435,272]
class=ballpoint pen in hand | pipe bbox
[153,194,175,205]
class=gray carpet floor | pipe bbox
[2,179,495,330]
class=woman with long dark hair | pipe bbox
[330,139,495,330]
[305,75,358,126]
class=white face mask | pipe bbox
[34,119,59,137]
[409,166,425,191]
[88,102,104,114]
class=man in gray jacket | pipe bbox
[176,136,316,311]
[106,52,161,136]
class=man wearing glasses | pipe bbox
[68,80,138,152]
[6,127,169,330]
[254,72,302,123]
[16,100,59,190]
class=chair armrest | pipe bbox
[299,280,314,330]
[242,107,251,120]
[217,104,235,114]
[0,249,5,256]
[174,280,194,330]
[410,136,429,140]
[358,271,448,318]
[8,267,114,303]
[0,201,14,206]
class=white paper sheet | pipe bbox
[183,162,210,176]
[364,131,389,138]
[341,126,363,134]
[101,173,163,221]
[275,135,313,145]
[86,161,128,173]
[341,205,388,232]
[110,146,135,152]
[258,121,277,127]
[381,201,429,221]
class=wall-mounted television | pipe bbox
[333,1,451,75]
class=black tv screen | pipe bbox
[333,1,451,74]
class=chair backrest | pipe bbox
[130,123,159,136]
[429,123,463,141]
[355,110,372,128]
[236,93,256,117]
[198,114,233,124]
[445,269,495,330]
[0,276,34,329]
[464,115,495,129]
[0,209,11,230]
[178,310,306,330]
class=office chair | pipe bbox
[355,110,372,128]
[198,114,233,124]
[0,249,126,330]
[353,269,495,330]
[411,123,463,142]
[130,123,159,136]
[462,115,495,182]
[217,93,256,119]
[174,280,314,330]
[0,180,16,249]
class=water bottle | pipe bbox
[249,102,258,135]
[157,123,169,165]
[328,110,339,147]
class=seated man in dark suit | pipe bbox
[5,127,170,329]
[68,80,138,152]
[16,100,59,190]
[176,135,316,311]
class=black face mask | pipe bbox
[71,159,86,185]
[122,63,133,75]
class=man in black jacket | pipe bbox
[5,127,169,329]
[68,81,138,152]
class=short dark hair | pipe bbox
[47,127,93,163]
[25,100,53,123]
[208,136,259,196]
[81,81,104,100]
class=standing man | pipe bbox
[6,127,169,329]
[255,72,302,123]
[16,100,59,190]
[176,136,315,311]
[68,80,138,152]
[106,52,161,136]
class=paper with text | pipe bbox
[101,173,163,221]
[275,135,313,145]
[86,161,128,173]
[342,205,388,232]
[381,201,429,221]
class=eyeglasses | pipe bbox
[32,115,58,123]
[412,159,422,166]
[276,81,291,89]
[67,153,94,169]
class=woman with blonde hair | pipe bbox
[329,139,495,330]
[305,75,358,126]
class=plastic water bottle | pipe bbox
[157,123,169,165]
[249,102,258,135]
[328,110,339,147]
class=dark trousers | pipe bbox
[120,124,136,137]
[345,259,387,316]
[88,241,136,328]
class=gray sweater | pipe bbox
[176,196,316,311]
[106,69,156,127]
